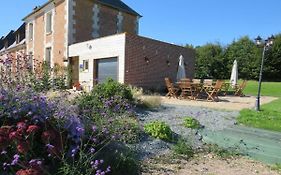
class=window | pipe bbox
[117,12,123,33]
[46,12,53,34]
[16,34,21,44]
[83,60,89,72]
[45,47,52,67]
[28,52,33,70]
[29,23,33,40]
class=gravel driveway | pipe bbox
[131,104,239,159]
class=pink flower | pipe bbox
[9,131,22,141]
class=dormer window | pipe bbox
[29,23,33,41]
[46,12,53,34]
[16,33,21,44]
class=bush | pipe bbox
[110,117,142,144]
[93,78,133,101]
[140,96,162,109]
[173,139,194,158]
[144,121,173,141]
[0,88,111,175]
[183,117,201,129]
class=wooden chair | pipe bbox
[178,81,195,100]
[220,81,230,96]
[180,78,191,83]
[203,79,213,86]
[165,77,179,98]
[234,80,247,96]
[205,80,224,101]
[192,79,201,84]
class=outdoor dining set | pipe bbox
[165,77,247,102]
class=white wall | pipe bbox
[69,33,126,89]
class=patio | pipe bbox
[160,95,277,111]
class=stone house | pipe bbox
[1,0,195,90]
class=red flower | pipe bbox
[17,141,29,154]
[41,130,57,143]
[16,168,42,175]
[26,125,40,134]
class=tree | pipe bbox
[224,36,260,80]
[263,34,281,81]
[194,43,226,79]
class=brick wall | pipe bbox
[98,5,118,37]
[25,0,67,67]
[124,34,195,90]
[73,0,138,43]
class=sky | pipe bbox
[0,0,281,46]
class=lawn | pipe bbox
[237,80,281,132]
[242,80,281,97]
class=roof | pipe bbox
[97,0,141,16]
[0,37,4,50]
[15,23,25,34]
[4,31,15,47]
[23,0,141,20]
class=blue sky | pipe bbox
[1,0,281,46]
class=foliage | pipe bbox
[263,34,281,81]
[207,144,240,158]
[97,143,140,175]
[109,117,142,144]
[0,53,67,92]
[224,36,260,79]
[139,96,162,109]
[183,117,201,129]
[92,78,133,101]
[191,34,281,81]
[144,121,173,141]
[271,163,281,173]
[194,43,225,79]
[0,87,112,174]
[172,139,194,158]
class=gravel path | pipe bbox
[131,104,239,160]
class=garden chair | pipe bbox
[180,78,191,83]
[234,80,247,96]
[220,81,230,96]
[192,79,201,84]
[203,79,213,86]
[178,81,195,100]
[165,77,179,98]
[205,80,224,102]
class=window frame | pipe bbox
[46,11,53,34]
[82,60,89,72]
[45,47,52,68]
[28,23,34,41]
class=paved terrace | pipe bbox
[160,95,278,111]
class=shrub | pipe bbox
[173,139,194,158]
[129,85,143,100]
[0,53,66,92]
[92,78,133,101]
[0,88,111,175]
[207,144,240,158]
[144,121,173,141]
[183,117,201,129]
[110,117,142,144]
[140,96,162,109]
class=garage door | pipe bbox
[97,57,118,83]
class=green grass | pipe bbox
[238,80,281,132]
[242,80,281,97]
